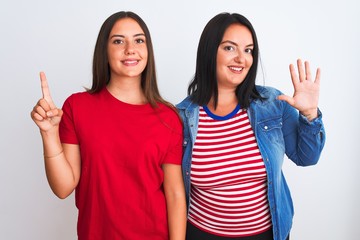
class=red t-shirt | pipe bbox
[59,88,183,240]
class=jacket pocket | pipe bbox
[258,116,285,146]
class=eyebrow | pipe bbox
[220,40,254,47]
[110,33,146,39]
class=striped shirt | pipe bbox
[188,106,272,237]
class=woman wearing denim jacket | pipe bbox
[176,13,325,240]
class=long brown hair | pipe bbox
[89,11,171,109]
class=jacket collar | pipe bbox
[176,85,269,110]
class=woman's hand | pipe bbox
[31,72,63,131]
[278,59,321,121]
[30,72,80,199]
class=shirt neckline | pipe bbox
[202,104,241,121]
[102,87,154,111]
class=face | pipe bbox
[107,18,148,80]
[216,24,254,90]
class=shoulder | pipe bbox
[62,91,86,107]
[176,96,198,111]
[157,103,183,127]
[62,91,104,113]
[156,104,183,136]
[64,91,94,102]
[64,89,104,104]
[255,85,283,100]
[157,103,178,117]
[252,85,295,116]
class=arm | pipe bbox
[31,72,81,199]
[163,164,187,240]
[41,132,81,199]
[278,60,325,165]
[282,100,325,166]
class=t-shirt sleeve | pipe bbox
[59,95,79,144]
[162,112,183,165]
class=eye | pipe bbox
[245,48,253,54]
[224,45,235,51]
[135,38,145,44]
[113,39,124,44]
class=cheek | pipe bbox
[107,49,119,62]
[107,54,119,68]
[216,65,227,82]
[143,52,148,62]
[141,48,148,60]
[246,55,253,67]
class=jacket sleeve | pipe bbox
[282,101,326,166]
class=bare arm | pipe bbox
[163,164,187,240]
[42,133,81,199]
[31,72,81,199]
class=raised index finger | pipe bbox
[40,72,56,109]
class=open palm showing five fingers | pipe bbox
[278,59,321,120]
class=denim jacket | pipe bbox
[176,85,326,240]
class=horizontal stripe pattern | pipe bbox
[189,107,271,237]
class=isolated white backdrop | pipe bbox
[1,0,359,239]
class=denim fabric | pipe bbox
[176,85,325,240]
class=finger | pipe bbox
[33,103,47,119]
[38,98,51,112]
[304,61,312,81]
[314,68,321,84]
[32,111,45,121]
[277,95,295,106]
[40,72,56,109]
[297,59,305,82]
[46,108,63,118]
[289,63,299,87]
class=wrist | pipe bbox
[40,126,59,136]
[300,108,318,121]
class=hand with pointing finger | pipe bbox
[31,72,63,132]
[277,59,321,121]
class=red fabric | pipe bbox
[188,107,271,237]
[59,88,183,240]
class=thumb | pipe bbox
[277,95,294,106]
[46,108,63,118]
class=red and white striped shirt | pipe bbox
[188,106,272,237]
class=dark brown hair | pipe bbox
[188,12,264,109]
[89,11,170,108]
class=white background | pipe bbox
[1,0,359,239]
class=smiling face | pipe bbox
[216,24,254,91]
[107,18,148,81]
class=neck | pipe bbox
[107,77,147,105]
[207,89,238,116]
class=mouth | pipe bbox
[228,66,244,73]
[122,59,139,66]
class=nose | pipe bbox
[124,42,135,55]
[234,50,245,63]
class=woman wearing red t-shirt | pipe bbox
[31,11,186,240]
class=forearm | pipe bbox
[41,129,78,199]
[166,194,187,240]
[297,111,325,164]
[285,109,325,166]
[163,164,187,240]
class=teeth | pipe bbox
[124,60,138,64]
[229,66,243,71]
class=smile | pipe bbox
[122,60,139,66]
[228,66,243,72]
